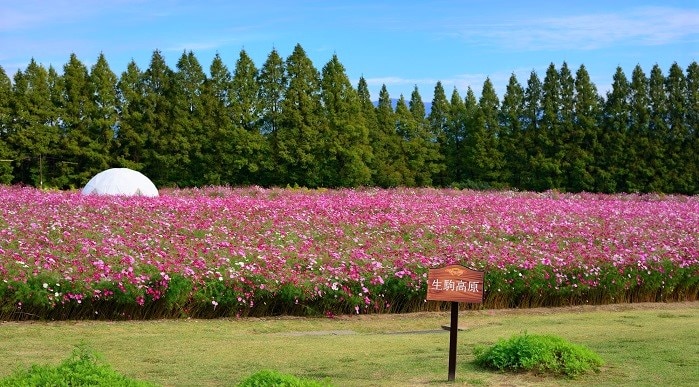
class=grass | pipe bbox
[473,333,603,377]
[0,302,697,386]
[0,344,155,386]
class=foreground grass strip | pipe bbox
[237,370,331,387]
[0,302,697,386]
[0,344,154,386]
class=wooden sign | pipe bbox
[425,265,485,382]
[426,265,484,303]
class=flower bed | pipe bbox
[0,186,697,320]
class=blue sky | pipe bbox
[1,0,698,101]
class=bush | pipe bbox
[473,333,603,378]
[237,370,332,387]
[0,344,155,387]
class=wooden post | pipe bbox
[426,265,484,383]
[448,301,459,382]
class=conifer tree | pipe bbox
[0,66,9,129]
[356,76,379,184]
[200,53,235,185]
[257,49,286,185]
[567,64,598,192]
[230,49,267,185]
[259,48,286,139]
[499,73,525,188]
[8,59,61,187]
[447,87,467,184]
[599,66,630,192]
[520,70,543,190]
[628,64,654,192]
[2,46,695,193]
[478,77,504,185]
[409,86,426,120]
[131,50,176,186]
[57,53,99,188]
[648,64,670,192]
[231,50,262,132]
[557,62,578,191]
[372,85,402,187]
[45,66,65,186]
[171,50,206,186]
[115,61,146,171]
[536,63,563,190]
[664,62,690,193]
[0,66,13,183]
[88,53,119,174]
[276,43,325,187]
[428,81,450,185]
[320,54,372,187]
[558,62,575,130]
[686,62,699,137]
[394,95,416,185]
[462,86,488,186]
[685,61,699,194]
[356,76,377,125]
[407,86,442,185]
[259,51,289,186]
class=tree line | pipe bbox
[0,43,696,193]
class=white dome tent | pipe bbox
[82,168,159,197]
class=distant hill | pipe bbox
[372,99,432,116]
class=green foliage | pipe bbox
[406,86,443,186]
[428,81,451,186]
[258,48,286,137]
[499,73,525,188]
[374,277,424,312]
[7,59,61,187]
[443,87,468,183]
[475,77,504,185]
[534,63,564,190]
[2,255,697,320]
[141,50,178,187]
[170,50,206,187]
[162,274,193,310]
[274,44,326,187]
[473,333,603,378]
[370,85,403,187]
[0,344,155,386]
[228,49,267,185]
[237,370,331,387]
[1,47,696,194]
[201,53,237,185]
[319,54,372,187]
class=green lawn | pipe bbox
[1,302,697,386]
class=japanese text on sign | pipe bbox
[430,279,481,293]
[426,265,484,303]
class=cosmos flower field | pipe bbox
[1,186,697,320]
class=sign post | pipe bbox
[426,265,484,382]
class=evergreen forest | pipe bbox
[0,43,696,194]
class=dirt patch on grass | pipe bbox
[330,301,699,321]
[282,329,357,336]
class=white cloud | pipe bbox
[452,6,699,51]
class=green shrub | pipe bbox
[237,370,332,387]
[0,344,155,387]
[473,333,603,378]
